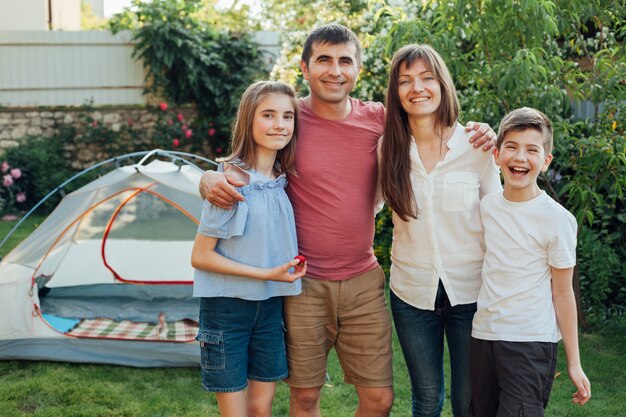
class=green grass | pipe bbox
[1,215,625,416]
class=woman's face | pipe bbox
[396,59,442,120]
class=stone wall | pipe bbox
[0,106,196,167]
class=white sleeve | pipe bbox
[547,212,577,268]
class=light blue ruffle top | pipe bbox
[193,163,302,300]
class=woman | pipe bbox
[380,44,501,417]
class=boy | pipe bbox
[470,107,591,417]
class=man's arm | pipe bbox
[552,266,591,406]
[465,121,497,151]
[199,170,246,209]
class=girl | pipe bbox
[380,45,501,417]
[191,80,306,417]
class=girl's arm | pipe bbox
[191,234,305,283]
[551,266,591,406]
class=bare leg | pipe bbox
[289,386,323,417]
[354,386,394,417]
[216,391,247,417]
[247,380,277,417]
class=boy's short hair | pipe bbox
[301,23,362,67]
[496,107,554,153]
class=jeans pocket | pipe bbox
[197,330,225,370]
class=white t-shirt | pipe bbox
[472,191,577,342]
[383,123,502,310]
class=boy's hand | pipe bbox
[264,258,307,283]
[569,364,591,406]
[465,121,497,151]
[199,170,245,209]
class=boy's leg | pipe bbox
[493,341,558,417]
[445,301,477,417]
[469,337,499,417]
[247,380,277,417]
[336,266,393,416]
[216,391,248,417]
[390,287,444,417]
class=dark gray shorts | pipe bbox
[469,337,557,417]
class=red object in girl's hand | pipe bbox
[294,255,306,266]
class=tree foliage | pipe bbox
[109,0,267,155]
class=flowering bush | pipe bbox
[152,102,226,157]
[0,160,27,217]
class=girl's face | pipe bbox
[397,59,441,120]
[252,93,295,154]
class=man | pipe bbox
[200,24,495,417]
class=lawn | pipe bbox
[1,216,625,416]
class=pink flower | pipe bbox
[16,192,26,203]
[177,114,184,122]
[1,161,9,173]
[2,174,13,187]
[208,128,216,136]
[172,138,180,147]
[216,147,223,154]
[185,129,193,138]
[168,119,173,125]
[91,121,98,127]
[181,124,188,131]
[159,102,168,111]
[10,168,21,179]
[127,119,134,126]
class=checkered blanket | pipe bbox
[67,318,198,342]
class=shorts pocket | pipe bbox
[520,402,544,416]
[197,330,225,370]
[443,172,479,212]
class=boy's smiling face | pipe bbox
[495,128,553,202]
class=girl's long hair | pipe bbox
[221,80,299,176]
[381,44,459,221]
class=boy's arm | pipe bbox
[191,234,305,283]
[551,266,591,405]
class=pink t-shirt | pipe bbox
[287,97,385,281]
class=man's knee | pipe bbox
[290,386,322,411]
[358,386,394,414]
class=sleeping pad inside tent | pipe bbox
[0,151,213,367]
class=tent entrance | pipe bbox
[38,284,199,342]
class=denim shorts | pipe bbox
[196,296,288,392]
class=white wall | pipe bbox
[0,31,145,106]
[0,30,281,107]
[0,0,47,31]
[50,0,81,31]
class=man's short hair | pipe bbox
[301,23,362,67]
[497,107,554,153]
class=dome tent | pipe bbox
[0,150,215,367]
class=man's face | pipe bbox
[300,42,360,105]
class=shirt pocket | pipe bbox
[442,172,479,212]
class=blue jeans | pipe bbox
[391,282,476,417]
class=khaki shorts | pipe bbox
[283,266,393,388]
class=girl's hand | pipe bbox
[568,364,591,406]
[265,258,307,283]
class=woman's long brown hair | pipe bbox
[381,44,459,221]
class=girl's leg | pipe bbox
[216,391,248,417]
[390,290,445,417]
[246,380,277,417]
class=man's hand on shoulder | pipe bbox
[465,121,497,151]
[199,170,245,209]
